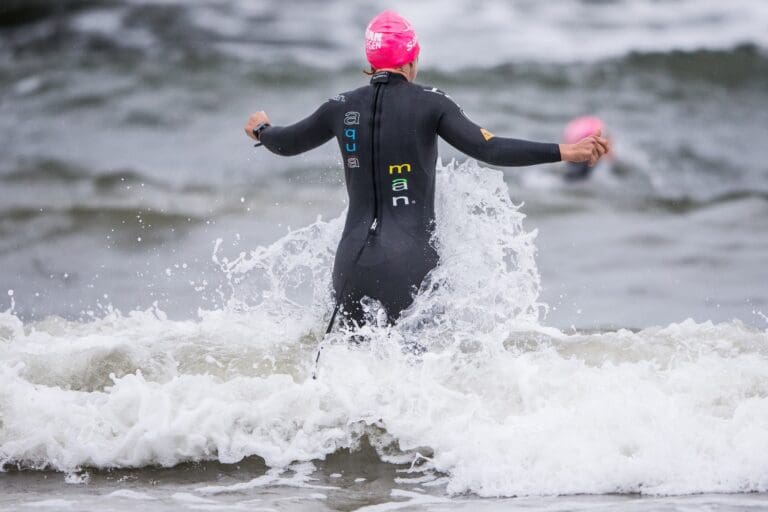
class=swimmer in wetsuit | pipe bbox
[245,11,609,327]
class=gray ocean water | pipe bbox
[2,0,768,510]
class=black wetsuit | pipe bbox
[260,71,561,325]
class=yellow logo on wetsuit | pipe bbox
[388,163,412,174]
[480,128,495,141]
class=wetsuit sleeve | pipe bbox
[259,101,335,156]
[436,98,561,166]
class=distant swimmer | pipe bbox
[562,116,608,181]
[244,11,610,328]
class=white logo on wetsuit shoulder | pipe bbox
[423,87,452,99]
[331,94,346,102]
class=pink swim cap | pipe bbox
[365,11,420,69]
[564,116,605,144]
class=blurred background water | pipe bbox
[2,1,768,510]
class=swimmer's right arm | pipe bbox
[436,96,609,167]
[436,98,560,166]
[244,102,335,156]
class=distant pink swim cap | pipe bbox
[365,11,420,69]
[564,116,605,144]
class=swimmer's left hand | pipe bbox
[244,111,271,140]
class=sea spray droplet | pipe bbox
[7,289,13,297]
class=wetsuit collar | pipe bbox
[370,70,408,84]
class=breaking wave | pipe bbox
[2,161,767,497]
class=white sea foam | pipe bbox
[196,463,336,495]
[1,162,767,497]
[171,492,218,504]
[63,471,90,485]
[356,489,451,511]
[20,499,75,509]
[106,489,157,500]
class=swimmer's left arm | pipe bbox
[244,102,335,157]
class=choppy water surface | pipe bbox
[1,0,768,510]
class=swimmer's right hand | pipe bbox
[559,130,610,166]
[245,111,271,140]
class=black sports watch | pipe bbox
[252,122,271,147]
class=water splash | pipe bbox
[1,161,767,498]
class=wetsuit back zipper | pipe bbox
[370,83,383,234]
